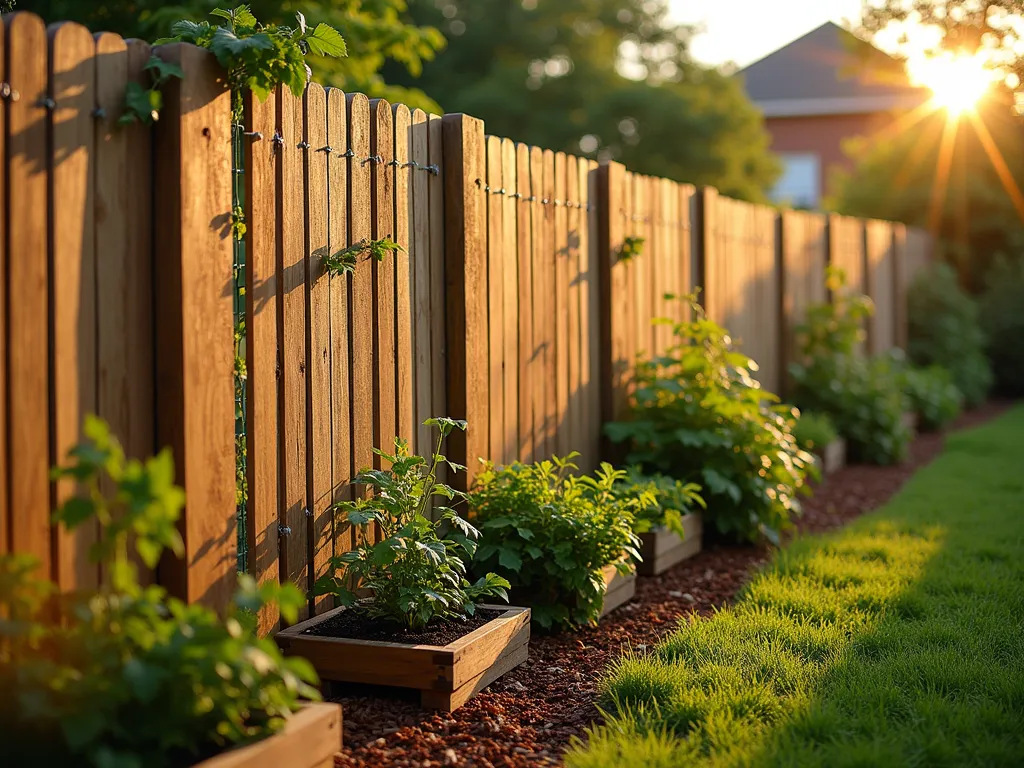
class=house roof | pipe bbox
[739,22,930,117]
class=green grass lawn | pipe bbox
[567,406,1024,768]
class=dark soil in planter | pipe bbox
[332,401,1012,768]
[303,607,503,645]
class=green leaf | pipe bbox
[144,55,184,83]
[306,23,348,58]
[123,658,161,702]
[497,546,523,572]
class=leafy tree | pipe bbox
[861,1,1024,109]
[383,0,779,200]
[15,0,445,111]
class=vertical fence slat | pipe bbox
[541,149,557,457]
[370,100,395,469]
[304,83,331,615]
[7,13,51,575]
[515,143,534,464]
[0,16,6,555]
[153,43,235,611]
[442,114,487,491]
[410,109,431,452]
[326,87,351,568]
[500,139,518,465]
[584,160,600,470]
[427,115,447,493]
[393,104,414,450]
[347,94,373,531]
[553,152,569,458]
[528,145,545,460]
[485,135,502,463]
[597,162,625,431]
[565,154,582,464]
[48,22,97,590]
[866,219,895,355]
[278,85,309,616]
[244,89,280,634]
[893,222,908,349]
[633,174,650,362]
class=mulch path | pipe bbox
[333,401,1012,768]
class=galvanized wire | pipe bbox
[232,121,249,574]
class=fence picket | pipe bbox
[278,85,310,618]
[529,145,546,460]
[304,83,332,616]
[7,13,52,576]
[501,139,519,465]
[565,154,582,465]
[410,109,431,454]
[393,104,414,449]
[347,93,374,535]
[486,136,503,463]
[427,114,447,488]
[516,143,535,464]
[326,87,351,567]
[244,89,280,634]
[0,16,6,555]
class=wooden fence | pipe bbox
[0,27,933,625]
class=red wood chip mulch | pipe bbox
[332,402,1012,768]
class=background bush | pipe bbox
[907,262,992,408]
[790,270,911,465]
[610,468,706,538]
[467,456,644,631]
[793,412,838,454]
[894,359,964,432]
[606,299,814,546]
[979,255,1024,396]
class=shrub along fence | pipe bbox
[0,23,933,628]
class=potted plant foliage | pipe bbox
[278,418,526,712]
[612,468,706,576]
[793,411,847,475]
[466,455,646,631]
[0,417,340,768]
[607,295,816,546]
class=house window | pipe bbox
[771,153,821,208]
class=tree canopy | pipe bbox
[15,0,446,111]
[861,1,1024,110]
[382,0,779,201]
[831,86,1024,290]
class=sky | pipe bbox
[669,0,868,68]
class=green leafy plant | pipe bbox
[0,417,318,768]
[322,237,404,278]
[120,54,184,125]
[979,254,1024,396]
[159,5,347,101]
[789,270,912,465]
[610,468,705,538]
[618,236,645,262]
[312,418,509,630]
[792,411,839,454]
[605,295,815,545]
[467,455,646,631]
[889,356,964,432]
[907,261,992,408]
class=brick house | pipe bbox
[739,22,930,208]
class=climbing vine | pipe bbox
[323,237,404,278]
[119,55,183,125]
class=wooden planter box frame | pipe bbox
[820,437,847,475]
[276,605,530,712]
[636,513,703,576]
[599,564,636,617]
[194,703,341,768]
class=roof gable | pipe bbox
[739,22,927,106]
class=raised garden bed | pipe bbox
[195,703,342,768]
[276,605,530,712]
[599,564,636,617]
[636,513,703,576]
[820,438,847,475]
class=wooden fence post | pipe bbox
[441,114,487,491]
[152,44,236,612]
[596,161,625,438]
[693,187,717,313]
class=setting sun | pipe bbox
[908,51,995,115]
